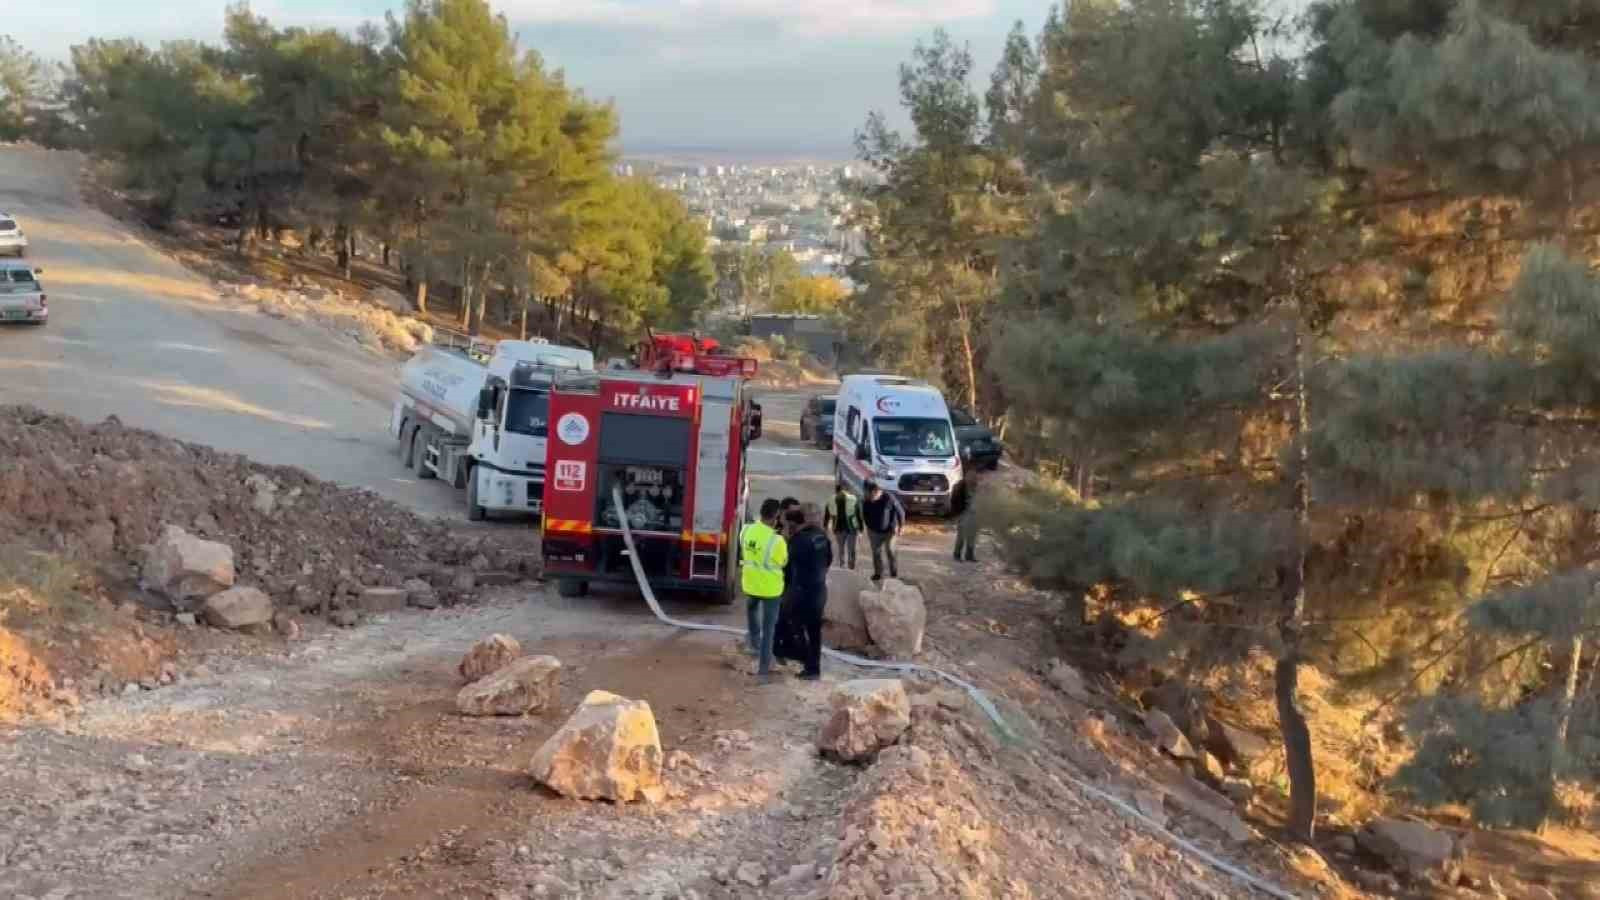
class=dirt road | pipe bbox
[0,384,903,900]
[0,146,461,518]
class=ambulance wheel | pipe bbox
[466,468,486,521]
[412,427,435,480]
[557,578,588,598]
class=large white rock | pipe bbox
[1358,818,1462,876]
[144,524,235,607]
[823,567,874,650]
[458,634,522,683]
[370,285,411,313]
[1045,658,1090,701]
[818,679,911,762]
[456,655,562,716]
[1144,708,1198,760]
[202,586,273,631]
[857,578,926,658]
[530,690,664,802]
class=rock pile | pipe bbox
[458,634,521,683]
[456,655,561,717]
[823,568,874,650]
[857,578,926,658]
[0,406,531,625]
[201,586,273,632]
[818,679,911,762]
[143,525,234,608]
[215,278,433,355]
[530,690,665,802]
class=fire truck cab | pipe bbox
[540,358,761,603]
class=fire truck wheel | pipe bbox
[466,467,486,521]
[556,578,588,598]
[413,427,435,480]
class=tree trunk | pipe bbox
[415,279,428,315]
[382,243,391,268]
[520,293,529,340]
[459,258,473,332]
[1556,635,1584,750]
[335,224,351,277]
[475,260,491,330]
[234,201,255,257]
[1278,309,1318,844]
[956,303,980,412]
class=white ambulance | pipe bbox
[832,374,963,516]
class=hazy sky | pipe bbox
[12,0,1308,155]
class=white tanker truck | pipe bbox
[390,334,595,520]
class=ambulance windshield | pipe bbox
[872,418,955,458]
[504,389,549,437]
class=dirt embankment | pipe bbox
[0,405,534,719]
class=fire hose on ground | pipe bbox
[609,485,1301,900]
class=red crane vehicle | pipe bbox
[631,329,758,379]
[540,342,762,602]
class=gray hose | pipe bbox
[609,485,1300,899]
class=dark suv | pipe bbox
[950,408,1001,470]
[799,394,836,448]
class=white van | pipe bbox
[833,374,963,516]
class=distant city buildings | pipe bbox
[633,158,868,310]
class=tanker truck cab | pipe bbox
[834,374,962,516]
[392,337,594,521]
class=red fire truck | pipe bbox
[540,353,762,602]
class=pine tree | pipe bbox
[0,36,48,141]
[984,0,1320,839]
[849,29,1030,413]
[1298,0,1600,828]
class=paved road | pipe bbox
[0,147,465,517]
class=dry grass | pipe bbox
[0,543,96,631]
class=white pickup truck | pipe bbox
[0,260,46,326]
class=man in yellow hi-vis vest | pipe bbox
[741,497,789,676]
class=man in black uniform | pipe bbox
[782,502,833,679]
[778,496,802,536]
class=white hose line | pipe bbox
[610,487,1016,737]
[609,486,1300,899]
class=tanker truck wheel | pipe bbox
[466,467,487,521]
[399,423,416,468]
[557,578,588,598]
[412,427,436,480]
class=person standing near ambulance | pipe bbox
[861,479,905,582]
[822,481,863,569]
[741,498,788,676]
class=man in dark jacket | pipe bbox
[861,479,905,582]
[778,496,802,536]
[781,502,832,679]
